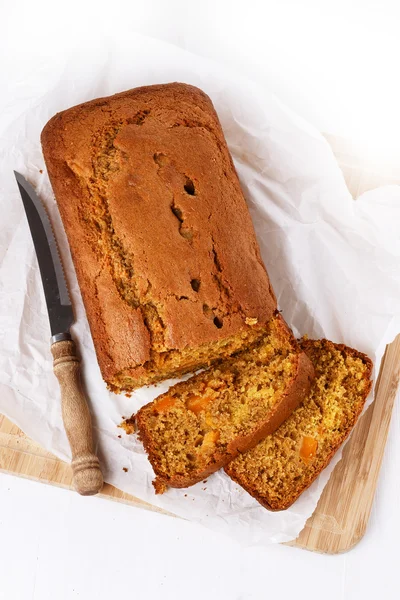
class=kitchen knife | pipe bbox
[14,171,103,496]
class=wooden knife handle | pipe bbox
[51,339,103,496]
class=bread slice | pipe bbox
[135,315,314,492]
[224,339,373,511]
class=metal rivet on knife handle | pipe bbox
[51,339,103,495]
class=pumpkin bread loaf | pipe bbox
[136,315,314,492]
[41,83,278,391]
[225,339,373,510]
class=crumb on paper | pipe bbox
[184,494,187,497]
[245,317,258,326]
[153,478,167,494]
[118,415,136,435]
[39,169,43,174]
[125,392,132,398]
[118,435,122,439]
[122,467,128,472]
[203,480,207,483]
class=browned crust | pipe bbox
[136,331,315,492]
[41,82,277,390]
[224,341,373,511]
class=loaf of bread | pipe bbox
[225,339,372,510]
[136,315,314,492]
[41,83,278,391]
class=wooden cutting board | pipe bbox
[1,135,399,554]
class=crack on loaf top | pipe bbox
[210,235,247,322]
[81,111,168,354]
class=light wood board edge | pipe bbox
[0,415,172,517]
[288,335,400,553]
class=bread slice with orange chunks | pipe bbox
[135,314,314,492]
[224,339,373,510]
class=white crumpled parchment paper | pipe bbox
[1,33,400,546]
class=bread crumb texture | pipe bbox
[41,83,276,391]
[119,416,136,435]
[136,316,314,490]
[225,339,373,511]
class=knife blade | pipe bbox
[15,172,103,496]
[14,171,74,339]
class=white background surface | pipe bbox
[1,1,400,598]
